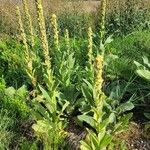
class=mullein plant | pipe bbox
[80,54,114,150]
[31,0,68,149]
[79,1,115,149]
[16,6,36,87]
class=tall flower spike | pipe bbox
[94,55,104,104]
[16,6,30,64]
[64,29,70,52]
[22,0,35,48]
[51,14,59,50]
[99,0,107,47]
[35,0,51,69]
[16,6,36,86]
[87,27,93,67]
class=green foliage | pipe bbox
[107,0,150,36]
[57,11,93,38]
[0,78,30,120]
[106,30,150,79]
[0,109,14,150]
[0,38,27,87]
[134,56,150,132]
[32,84,68,150]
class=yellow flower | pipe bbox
[94,55,104,101]
[35,0,51,69]
[99,0,107,46]
[87,27,93,67]
[51,14,59,50]
[22,0,35,48]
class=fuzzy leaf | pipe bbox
[116,102,134,114]
[78,114,95,129]
[136,69,150,80]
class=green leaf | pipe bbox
[88,130,99,149]
[5,87,15,97]
[81,85,94,106]
[39,85,50,101]
[108,113,116,124]
[134,61,143,68]
[142,56,150,68]
[136,69,150,81]
[16,85,27,98]
[33,102,51,120]
[80,141,92,150]
[100,134,113,149]
[116,102,134,114]
[104,35,113,45]
[61,101,70,114]
[144,113,150,120]
[97,129,106,144]
[77,114,95,129]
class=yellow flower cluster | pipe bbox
[16,6,36,86]
[100,0,107,44]
[87,27,93,67]
[22,0,35,48]
[35,0,51,69]
[51,14,59,50]
[16,6,30,64]
[94,55,104,101]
